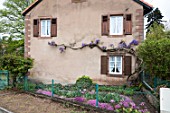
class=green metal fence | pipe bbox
[0,70,9,90]
[17,77,158,113]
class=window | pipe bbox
[110,16,123,35]
[101,14,132,36]
[41,20,51,37]
[33,18,57,38]
[101,55,132,76]
[109,56,122,75]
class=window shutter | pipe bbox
[101,56,108,74]
[124,56,132,76]
[124,14,132,35]
[33,19,39,37]
[51,18,57,37]
[102,15,109,36]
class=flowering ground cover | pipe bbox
[35,85,154,113]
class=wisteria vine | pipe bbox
[48,39,142,82]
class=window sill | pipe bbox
[34,36,53,39]
[107,74,124,78]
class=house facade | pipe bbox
[23,0,152,85]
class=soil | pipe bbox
[0,90,97,113]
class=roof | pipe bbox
[22,0,153,16]
[133,0,153,15]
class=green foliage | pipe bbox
[0,0,33,56]
[146,8,164,33]
[0,54,33,86]
[137,38,170,78]
[76,75,93,89]
[146,22,165,39]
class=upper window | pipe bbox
[41,20,51,37]
[33,18,57,38]
[102,14,132,36]
[110,16,123,35]
[109,56,122,75]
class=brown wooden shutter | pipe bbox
[51,18,57,37]
[33,19,39,37]
[124,56,132,76]
[124,14,132,35]
[102,15,109,36]
[101,56,108,74]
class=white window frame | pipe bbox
[110,15,123,35]
[41,19,51,37]
[109,56,122,75]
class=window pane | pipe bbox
[109,56,122,75]
[116,16,123,34]
[117,57,121,62]
[41,19,51,37]
[41,20,46,36]
[110,16,123,35]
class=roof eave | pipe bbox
[133,0,153,15]
[22,0,42,16]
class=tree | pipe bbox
[146,22,165,39]
[146,8,164,33]
[137,24,170,79]
[0,54,33,86]
[0,0,33,55]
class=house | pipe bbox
[22,0,153,85]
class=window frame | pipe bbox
[109,56,123,75]
[33,16,57,39]
[40,19,51,37]
[101,14,132,37]
[109,15,124,36]
[107,53,125,77]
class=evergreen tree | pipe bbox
[146,8,164,33]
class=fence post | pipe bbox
[51,79,54,97]
[96,84,99,107]
[24,76,28,91]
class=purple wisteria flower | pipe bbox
[48,41,56,46]
[74,97,85,103]
[115,104,121,109]
[110,99,115,103]
[102,46,107,50]
[89,42,93,46]
[59,47,65,53]
[95,39,100,44]
[82,43,86,47]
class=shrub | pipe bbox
[76,75,93,89]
